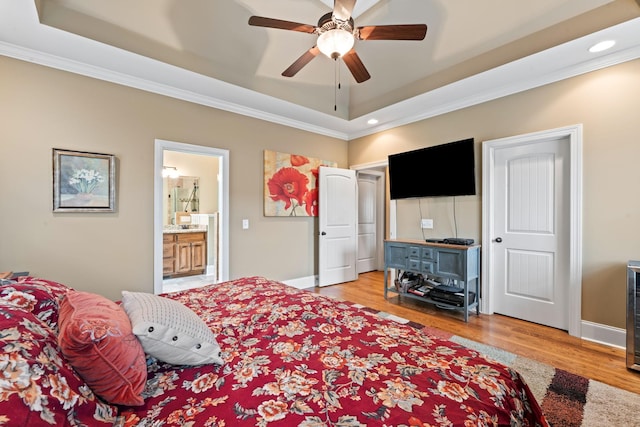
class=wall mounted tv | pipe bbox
[388,138,476,199]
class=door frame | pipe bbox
[351,160,390,270]
[481,124,583,337]
[154,139,230,294]
[356,170,385,271]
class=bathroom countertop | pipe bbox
[163,226,207,234]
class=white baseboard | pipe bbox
[282,275,318,290]
[581,320,626,349]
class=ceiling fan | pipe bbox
[248,0,427,83]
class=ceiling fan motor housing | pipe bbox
[318,12,354,33]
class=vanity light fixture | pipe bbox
[589,40,616,53]
[162,166,180,179]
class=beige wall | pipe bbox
[349,58,640,329]
[0,56,347,301]
[3,53,639,330]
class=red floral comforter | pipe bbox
[120,276,548,427]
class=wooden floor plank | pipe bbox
[312,271,640,395]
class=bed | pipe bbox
[0,275,548,426]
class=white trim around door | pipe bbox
[154,139,230,294]
[351,160,393,266]
[481,124,583,337]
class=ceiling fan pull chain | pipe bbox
[334,58,338,111]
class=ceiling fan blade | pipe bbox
[282,46,320,77]
[342,49,370,83]
[333,0,357,21]
[248,16,316,34]
[358,24,427,41]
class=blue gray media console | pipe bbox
[383,239,481,322]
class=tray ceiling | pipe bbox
[1,1,640,138]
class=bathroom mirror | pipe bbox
[165,176,199,225]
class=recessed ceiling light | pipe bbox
[589,40,616,53]
[367,118,379,125]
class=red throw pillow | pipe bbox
[58,290,147,406]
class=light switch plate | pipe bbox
[242,219,249,229]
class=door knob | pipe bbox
[495,237,502,243]
[321,231,326,236]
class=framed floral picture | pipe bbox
[52,149,116,212]
[264,150,337,217]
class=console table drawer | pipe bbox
[408,259,421,270]
[421,247,435,260]
[421,261,435,274]
[408,246,421,258]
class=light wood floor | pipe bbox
[312,271,640,395]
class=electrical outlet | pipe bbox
[421,219,433,229]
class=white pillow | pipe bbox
[121,291,223,366]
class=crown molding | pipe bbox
[0,40,351,141]
[347,17,640,139]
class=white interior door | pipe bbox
[357,173,377,273]
[490,135,571,330]
[481,125,582,336]
[318,167,357,287]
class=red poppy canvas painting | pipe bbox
[264,150,337,216]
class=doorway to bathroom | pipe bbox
[154,139,229,294]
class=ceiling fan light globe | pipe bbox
[317,28,354,58]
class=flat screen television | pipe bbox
[388,138,476,199]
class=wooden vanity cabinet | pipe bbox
[163,234,177,276]
[163,232,206,278]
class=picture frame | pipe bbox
[52,148,116,212]
[263,150,337,217]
